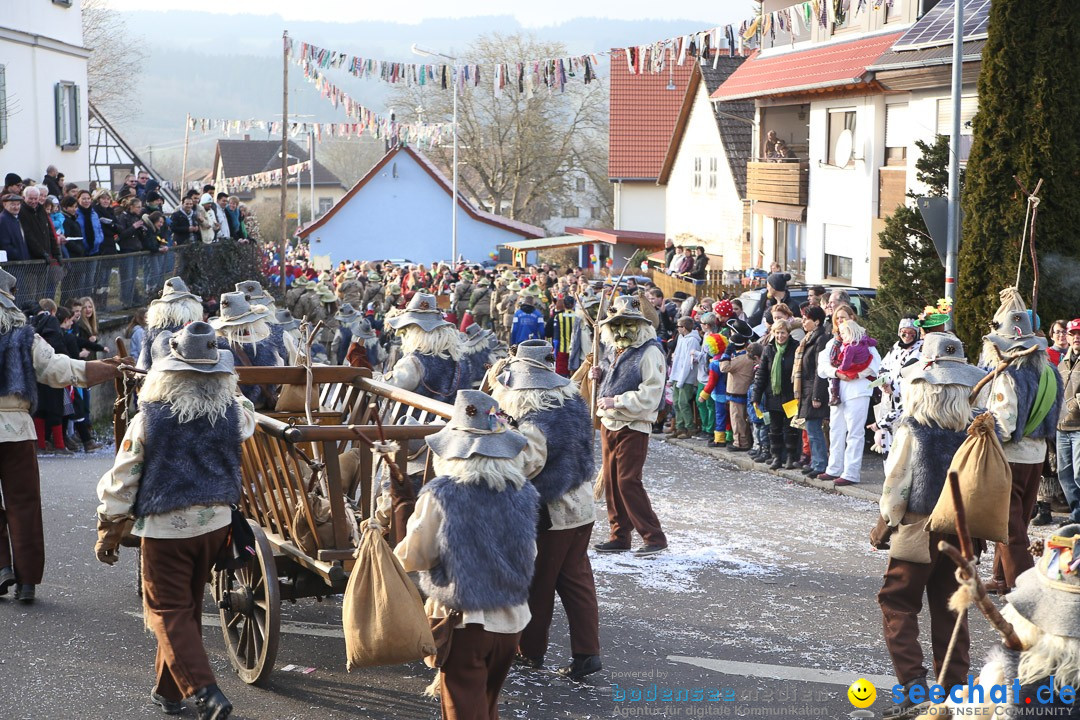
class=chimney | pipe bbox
[243,134,250,142]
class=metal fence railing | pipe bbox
[2,241,268,313]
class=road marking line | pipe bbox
[667,656,896,688]
[125,612,344,639]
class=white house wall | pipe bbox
[804,94,885,287]
[664,82,745,269]
[303,150,532,264]
[0,2,89,184]
[613,181,665,233]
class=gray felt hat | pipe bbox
[0,266,17,311]
[901,332,986,387]
[353,317,375,340]
[236,280,273,305]
[499,340,570,390]
[1007,524,1080,639]
[150,276,199,306]
[150,321,235,375]
[985,304,1047,353]
[209,291,273,329]
[426,390,526,461]
[464,323,481,338]
[335,303,360,322]
[599,294,649,325]
[274,309,300,331]
[387,292,450,332]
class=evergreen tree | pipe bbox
[868,136,952,342]
[954,0,1080,349]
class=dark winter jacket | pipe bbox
[797,326,831,420]
[170,208,197,246]
[19,204,59,261]
[753,339,797,411]
[689,254,708,281]
[94,204,118,255]
[0,210,29,260]
[115,210,149,253]
[61,213,86,257]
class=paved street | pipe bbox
[2,439,1026,719]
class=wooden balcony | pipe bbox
[747,161,809,207]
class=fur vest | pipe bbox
[132,401,242,517]
[462,346,492,388]
[268,324,288,367]
[1007,363,1063,443]
[520,394,595,504]
[138,324,184,370]
[334,326,352,365]
[419,475,539,611]
[410,352,466,402]
[902,417,968,516]
[220,337,281,407]
[0,325,38,413]
[599,339,663,399]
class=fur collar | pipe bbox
[218,318,271,347]
[140,370,238,425]
[0,308,26,334]
[402,324,463,361]
[147,298,203,330]
[491,381,580,420]
[432,454,526,492]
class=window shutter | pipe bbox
[937,96,978,135]
[55,83,63,146]
[73,84,81,147]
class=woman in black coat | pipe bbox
[752,319,800,469]
[689,247,708,281]
[796,304,831,476]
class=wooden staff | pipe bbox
[938,471,1024,652]
[968,344,1040,404]
[112,337,130,452]
[590,255,636,413]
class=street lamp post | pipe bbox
[945,0,964,330]
[412,44,459,263]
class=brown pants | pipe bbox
[992,461,1042,588]
[141,526,230,701]
[390,472,418,546]
[878,531,969,688]
[440,624,519,720]
[518,523,600,660]
[0,440,45,584]
[728,400,751,449]
[601,427,667,547]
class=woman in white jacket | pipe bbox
[816,304,880,486]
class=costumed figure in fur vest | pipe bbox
[946,526,1080,717]
[273,309,301,365]
[491,340,602,681]
[872,333,986,719]
[210,291,283,410]
[236,279,295,370]
[138,276,203,370]
[345,317,385,371]
[383,292,467,403]
[589,295,668,556]
[394,390,539,720]
[978,288,1063,595]
[285,274,310,317]
[461,323,499,388]
[95,322,255,719]
[0,267,122,603]
[331,303,362,366]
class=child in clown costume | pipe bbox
[699,333,731,448]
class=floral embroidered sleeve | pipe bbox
[880,423,914,526]
[95,412,147,522]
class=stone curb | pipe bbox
[659,435,880,505]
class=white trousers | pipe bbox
[825,395,870,482]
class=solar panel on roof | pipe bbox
[894,0,991,50]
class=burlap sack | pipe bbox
[292,491,358,555]
[571,357,601,430]
[925,412,1012,543]
[275,382,322,413]
[342,524,436,670]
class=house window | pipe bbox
[827,109,857,168]
[773,220,806,279]
[590,206,603,220]
[562,205,578,218]
[575,177,586,192]
[707,157,718,191]
[692,157,702,190]
[0,66,7,148]
[884,103,909,166]
[54,81,80,149]
[824,253,854,284]
[318,197,333,215]
[936,96,978,164]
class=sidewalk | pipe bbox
[661,434,885,504]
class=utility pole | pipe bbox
[308,129,315,221]
[180,113,190,194]
[945,0,963,329]
[280,30,289,294]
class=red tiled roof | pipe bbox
[608,48,695,181]
[711,32,904,101]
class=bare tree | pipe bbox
[316,137,386,188]
[82,0,146,123]
[391,32,609,229]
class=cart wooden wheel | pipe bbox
[213,520,281,685]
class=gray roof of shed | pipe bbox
[215,139,343,187]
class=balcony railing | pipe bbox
[747,160,809,206]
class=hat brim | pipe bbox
[426,426,527,460]
[984,333,1048,353]
[1007,567,1080,638]
[901,359,987,386]
[0,291,17,311]
[387,311,449,332]
[209,306,273,329]
[600,311,649,325]
[276,319,300,331]
[150,291,200,306]
[152,350,235,375]
[497,366,571,390]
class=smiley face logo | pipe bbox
[847,678,876,708]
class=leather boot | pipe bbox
[193,684,232,720]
